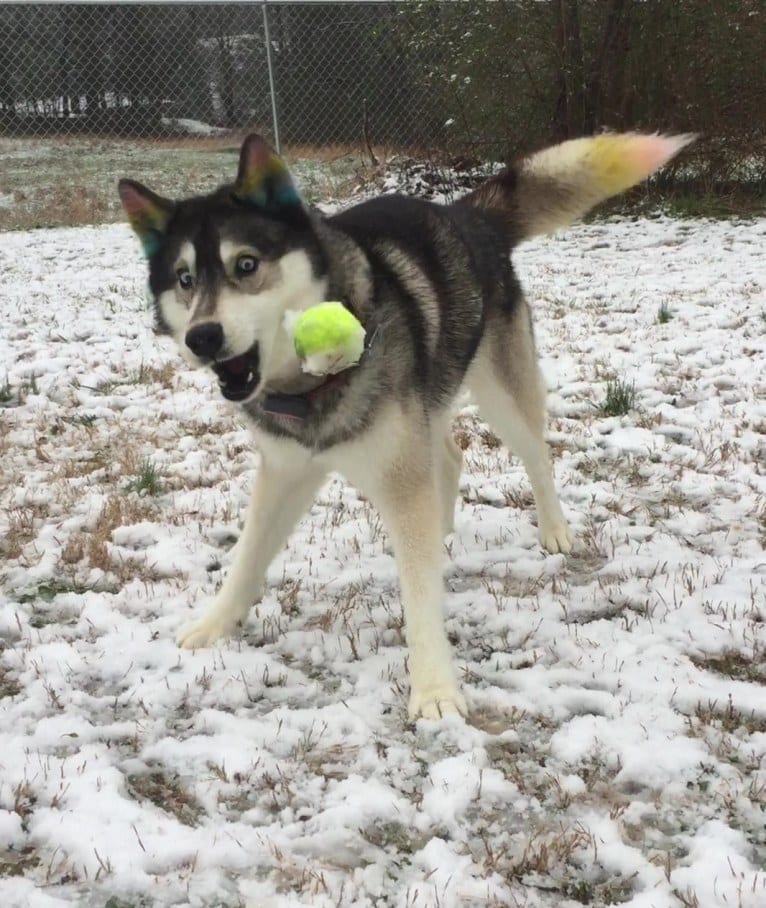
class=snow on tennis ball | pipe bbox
[286,302,366,376]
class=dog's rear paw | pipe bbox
[539,521,573,555]
[409,685,467,720]
[177,613,238,649]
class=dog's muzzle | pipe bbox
[212,342,261,402]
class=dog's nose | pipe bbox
[185,322,224,359]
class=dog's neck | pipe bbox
[261,370,353,421]
[259,319,381,422]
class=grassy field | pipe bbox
[0,136,365,231]
[2,134,764,232]
[1,131,764,906]
[0,211,764,907]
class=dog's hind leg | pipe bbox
[177,449,326,649]
[467,306,572,554]
[439,430,463,538]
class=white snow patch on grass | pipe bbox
[0,216,764,906]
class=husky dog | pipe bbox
[119,132,689,719]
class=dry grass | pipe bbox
[0,664,21,700]
[507,824,593,877]
[469,818,638,904]
[0,506,40,559]
[7,185,115,231]
[56,453,108,480]
[283,142,364,162]
[0,846,40,878]
[1,216,764,906]
[131,361,177,387]
[52,493,170,587]
[126,771,202,828]
[0,135,367,230]
[691,649,766,684]
[304,583,368,633]
[691,696,766,736]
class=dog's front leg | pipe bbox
[374,466,467,720]
[177,454,326,649]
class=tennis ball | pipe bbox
[287,301,366,376]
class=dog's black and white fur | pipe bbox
[119,133,689,718]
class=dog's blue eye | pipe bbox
[236,255,258,275]
[177,269,193,289]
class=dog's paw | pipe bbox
[409,685,467,720]
[176,613,238,649]
[539,520,573,555]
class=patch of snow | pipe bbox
[0,213,764,905]
[160,116,231,137]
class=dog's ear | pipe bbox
[232,134,306,223]
[118,179,175,256]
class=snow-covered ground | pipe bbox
[160,117,231,137]
[0,215,764,907]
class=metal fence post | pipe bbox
[262,0,280,153]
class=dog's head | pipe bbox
[118,135,328,402]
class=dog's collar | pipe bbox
[262,370,350,420]
[261,323,380,421]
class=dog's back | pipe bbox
[327,194,518,403]
[320,133,694,409]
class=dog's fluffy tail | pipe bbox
[459,132,694,243]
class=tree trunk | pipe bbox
[553,0,585,139]
[587,0,633,132]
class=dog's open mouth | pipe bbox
[212,344,260,402]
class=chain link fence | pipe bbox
[1,1,763,230]
[0,1,463,230]
[0,2,443,151]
